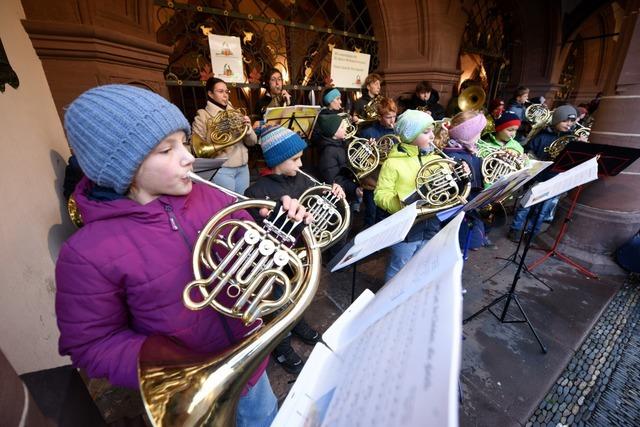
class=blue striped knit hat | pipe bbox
[259,126,307,168]
[394,109,435,143]
[64,84,191,194]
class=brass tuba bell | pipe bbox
[458,86,486,112]
[191,108,251,158]
[139,172,322,427]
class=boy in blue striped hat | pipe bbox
[245,125,345,374]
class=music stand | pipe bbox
[464,203,548,353]
[193,157,228,182]
[264,105,321,140]
[465,156,600,353]
[527,141,640,278]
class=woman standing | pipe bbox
[192,77,257,193]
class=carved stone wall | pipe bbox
[20,0,172,117]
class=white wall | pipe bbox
[0,0,73,373]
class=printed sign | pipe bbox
[330,48,371,89]
[208,34,245,83]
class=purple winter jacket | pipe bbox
[55,177,268,389]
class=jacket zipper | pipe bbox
[163,204,191,250]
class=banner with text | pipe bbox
[330,48,371,89]
[208,34,245,83]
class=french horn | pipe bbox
[359,95,382,123]
[376,134,400,162]
[296,169,352,250]
[139,172,322,427]
[414,148,472,218]
[191,108,251,158]
[347,137,380,179]
[481,149,528,186]
[544,135,577,159]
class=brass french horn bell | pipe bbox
[458,86,486,112]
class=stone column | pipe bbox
[539,0,640,275]
[20,0,172,118]
[366,0,465,105]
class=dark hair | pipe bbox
[415,81,433,94]
[363,73,382,89]
[205,77,226,102]
[263,68,283,88]
[514,86,529,97]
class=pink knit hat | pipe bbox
[448,113,487,153]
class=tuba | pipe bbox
[347,137,380,179]
[481,149,528,186]
[414,148,472,218]
[458,86,486,112]
[191,108,251,158]
[139,172,322,427]
[296,169,352,250]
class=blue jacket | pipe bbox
[358,122,395,140]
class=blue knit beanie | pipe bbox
[260,126,307,168]
[394,109,434,143]
[64,84,191,194]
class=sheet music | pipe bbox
[330,202,418,272]
[273,212,464,427]
[463,159,552,212]
[521,156,599,207]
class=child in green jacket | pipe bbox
[374,110,442,281]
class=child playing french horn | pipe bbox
[374,109,443,281]
[245,125,346,375]
[56,85,311,427]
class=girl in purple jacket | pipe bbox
[56,85,309,426]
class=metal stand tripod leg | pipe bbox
[465,205,548,353]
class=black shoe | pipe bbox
[272,343,304,375]
[292,320,321,345]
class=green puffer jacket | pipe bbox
[477,133,524,157]
[374,142,440,214]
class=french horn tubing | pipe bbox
[414,147,472,218]
[139,171,322,427]
[375,134,400,162]
[347,137,380,179]
[295,169,352,250]
[481,149,528,186]
[191,108,251,158]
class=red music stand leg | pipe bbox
[527,186,599,279]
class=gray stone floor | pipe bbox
[86,214,628,426]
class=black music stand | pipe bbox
[464,203,548,353]
[482,202,553,292]
[193,157,228,182]
[527,142,640,278]
[264,106,321,140]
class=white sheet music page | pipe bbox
[521,156,599,207]
[330,202,418,272]
[272,212,465,427]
